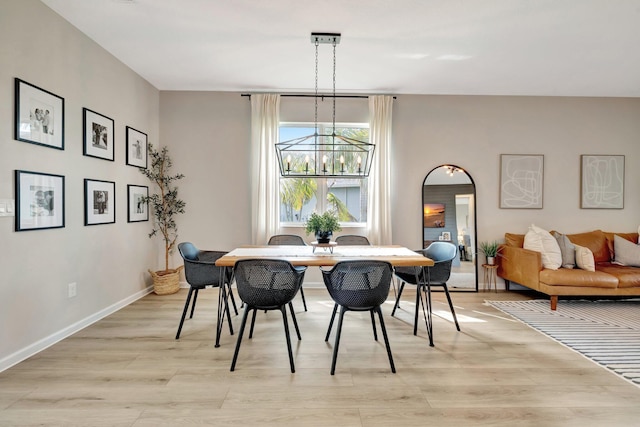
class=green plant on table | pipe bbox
[304,211,342,235]
[479,240,500,257]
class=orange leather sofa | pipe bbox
[497,230,640,310]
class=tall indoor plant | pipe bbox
[141,143,186,294]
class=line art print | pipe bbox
[581,155,624,209]
[500,154,543,209]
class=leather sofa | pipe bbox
[497,229,640,310]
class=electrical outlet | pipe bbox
[68,282,77,298]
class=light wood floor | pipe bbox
[2,287,640,426]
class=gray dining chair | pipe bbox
[231,259,305,373]
[392,241,460,333]
[322,260,396,375]
[177,242,238,340]
[267,234,308,311]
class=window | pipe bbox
[279,123,369,226]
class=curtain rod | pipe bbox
[241,94,396,99]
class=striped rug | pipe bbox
[487,299,640,387]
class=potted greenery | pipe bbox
[141,143,186,295]
[304,211,342,243]
[479,240,500,265]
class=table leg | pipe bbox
[215,266,233,348]
[415,266,434,347]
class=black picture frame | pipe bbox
[127,185,149,222]
[15,170,65,231]
[83,108,115,161]
[126,126,148,168]
[84,179,116,225]
[14,78,65,150]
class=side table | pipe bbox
[482,263,498,292]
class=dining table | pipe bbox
[213,244,435,347]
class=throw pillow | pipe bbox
[552,231,575,269]
[574,244,595,272]
[613,234,640,267]
[523,224,562,270]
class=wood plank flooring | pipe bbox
[2,287,640,426]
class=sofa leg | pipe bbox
[550,296,558,311]
[504,280,510,291]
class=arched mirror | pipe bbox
[422,164,478,291]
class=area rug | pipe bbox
[487,299,640,387]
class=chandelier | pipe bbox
[275,33,374,178]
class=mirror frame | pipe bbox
[422,164,478,292]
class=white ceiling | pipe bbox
[41,0,640,97]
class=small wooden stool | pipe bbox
[482,264,498,292]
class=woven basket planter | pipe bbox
[149,265,184,295]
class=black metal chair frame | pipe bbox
[177,242,238,340]
[267,234,308,311]
[321,260,396,375]
[230,259,305,373]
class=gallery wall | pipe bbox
[0,1,160,369]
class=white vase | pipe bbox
[487,256,495,265]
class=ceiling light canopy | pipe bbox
[275,33,374,178]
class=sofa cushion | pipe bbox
[613,234,640,267]
[524,224,562,270]
[553,231,575,269]
[574,244,595,272]
[566,230,610,263]
[597,263,640,288]
[505,233,525,248]
[540,268,618,288]
[605,232,639,260]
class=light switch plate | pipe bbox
[0,199,15,217]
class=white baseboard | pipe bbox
[0,286,154,373]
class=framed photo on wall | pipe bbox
[15,170,65,231]
[14,78,65,150]
[126,126,148,168]
[83,108,114,161]
[580,155,624,209]
[500,154,544,209]
[127,184,149,222]
[84,179,115,225]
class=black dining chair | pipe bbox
[267,234,308,311]
[321,260,396,375]
[334,235,371,246]
[392,241,460,333]
[325,234,372,340]
[231,259,305,373]
[176,242,238,340]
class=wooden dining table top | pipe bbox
[214,245,434,268]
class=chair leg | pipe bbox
[370,310,378,341]
[325,303,338,342]
[299,286,308,312]
[175,287,195,339]
[249,309,258,339]
[230,305,251,372]
[288,302,302,340]
[443,284,460,331]
[413,284,420,336]
[189,288,199,319]
[391,281,405,317]
[280,306,295,373]
[330,306,347,375]
[228,286,239,316]
[375,306,396,373]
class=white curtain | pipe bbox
[251,94,280,244]
[366,95,393,245]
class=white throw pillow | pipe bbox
[574,244,596,272]
[523,224,562,270]
[613,234,640,267]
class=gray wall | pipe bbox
[2,0,640,370]
[0,1,159,369]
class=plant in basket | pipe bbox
[140,143,186,294]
